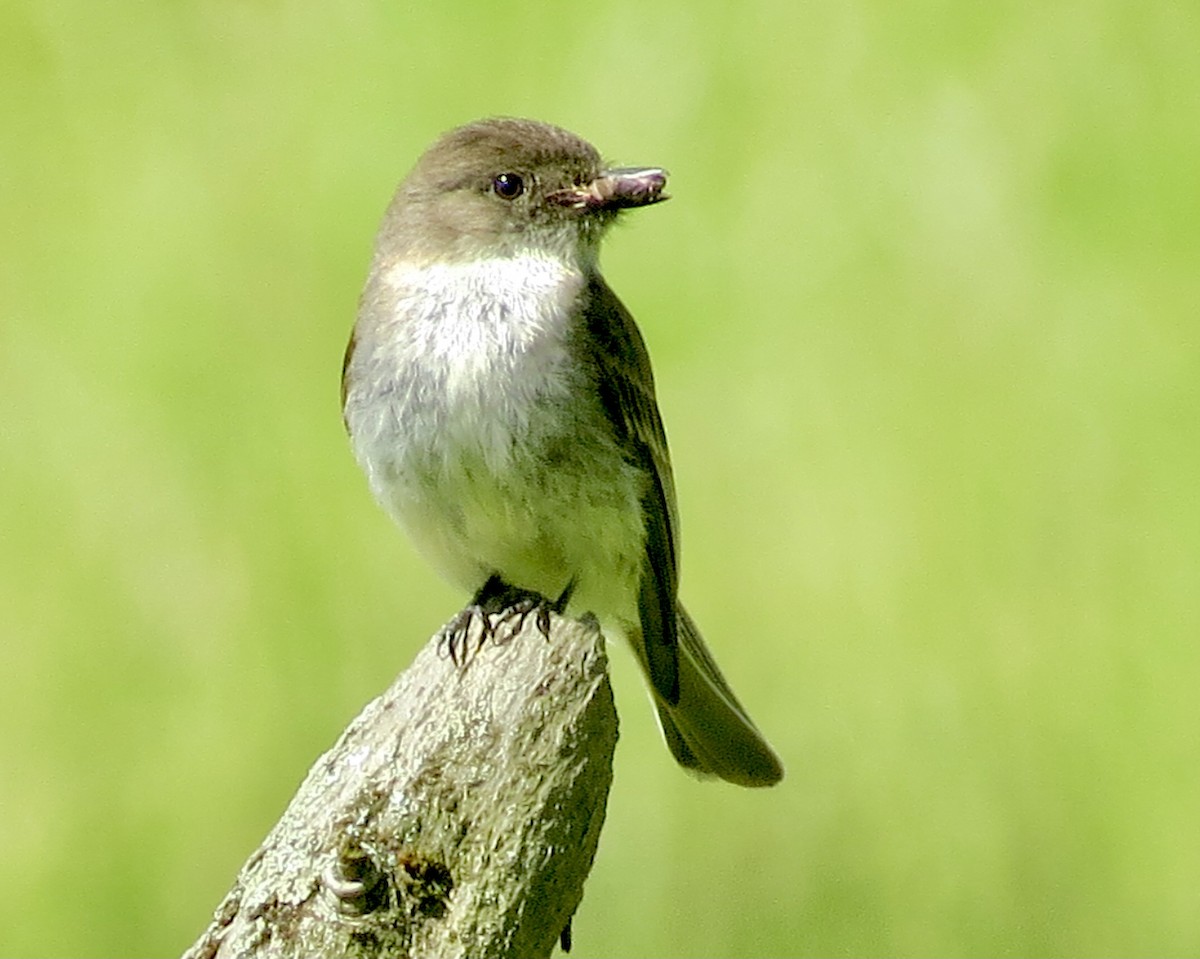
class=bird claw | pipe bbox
[435,605,494,668]
[490,594,553,645]
[436,577,575,671]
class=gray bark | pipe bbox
[182,610,617,959]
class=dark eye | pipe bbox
[492,173,525,200]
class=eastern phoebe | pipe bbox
[342,118,783,787]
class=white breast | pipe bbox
[347,252,582,473]
[382,254,578,372]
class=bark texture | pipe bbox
[182,611,616,959]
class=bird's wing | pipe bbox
[579,273,680,704]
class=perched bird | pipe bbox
[342,118,783,787]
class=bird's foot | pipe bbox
[436,575,577,669]
[435,605,495,669]
[486,575,577,644]
[490,592,553,645]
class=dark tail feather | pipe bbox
[651,604,784,788]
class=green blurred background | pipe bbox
[3,0,1198,955]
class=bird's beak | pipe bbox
[547,167,669,211]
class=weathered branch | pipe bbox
[183,611,617,959]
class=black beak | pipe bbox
[547,166,669,211]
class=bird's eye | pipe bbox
[492,173,525,200]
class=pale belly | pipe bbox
[350,382,649,623]
[385,434,647,618]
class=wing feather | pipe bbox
[578,274,680,704]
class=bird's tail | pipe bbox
[648,604,784,787]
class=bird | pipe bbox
[341,117,783,787]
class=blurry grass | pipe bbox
[2,0,1199,955]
